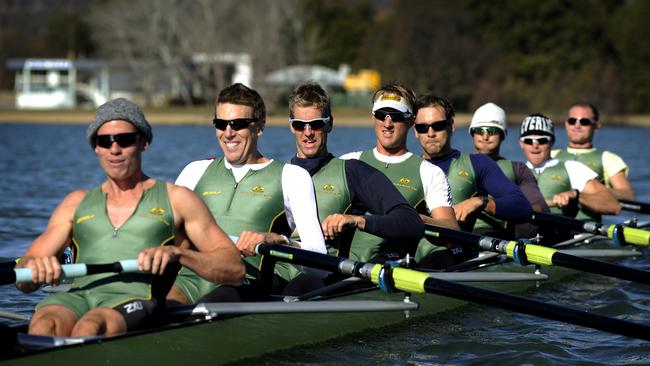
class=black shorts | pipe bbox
[113,299,158,330]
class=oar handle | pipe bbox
[620,199,650,214]
[10,259,139,284]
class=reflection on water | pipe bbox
[1,123,649,363]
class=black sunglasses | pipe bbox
[470,127,502,136]
[212,118,257,131]
[414,119,449,133]
[520,136,552,145]
[373,110,413,122]
[566,117,594,126]
[289,117,331,131]
[96,132,139,149]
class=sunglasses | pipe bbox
[566,117,594,126]
[96,132,139,149]
[414,119,449,133]
[373,110,413,122]
[520,136,552,145]
[212,118,257,131]
[289,117,331,131]
[470,127,502,136]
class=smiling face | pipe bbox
[215,102,263,165]
[566,105,600,148]
[414,106,454,159]
[373,108,412,156]
[94,120,146,181]
[472,127,503,157]
[290,105,330,158]
[519,135,553,166]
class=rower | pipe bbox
[16,98,244,337]
[286,82,423,277]
[469,102,549,238]
[413,94,533,242]
[168,83,326,303]
[552,102,635,220]
[518,113,620,242]
[340,83,460,269]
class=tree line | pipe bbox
[1,0,648,115]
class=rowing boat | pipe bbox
[1,230,643,366]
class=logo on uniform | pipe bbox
[76,214,95,224]
[252,185,265,193]
[398,178,411,184]
[150,207,165,215]
[551,175,562,181]
[457,170,469,178]
[323,184,336,191]
[202,191,222,196]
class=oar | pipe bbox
[256,243,650,342]
[0,260,139,286]
[0,258,17,270]
[423,224,650,285]
[620,199,650,215]
[530,212,650,247]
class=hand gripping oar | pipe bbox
[530,212,650,247]
[0,260,139,286]
[620,199,650,215]
[423,224,650,286]
[255,243,650,342]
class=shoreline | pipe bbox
[1,109,649,128]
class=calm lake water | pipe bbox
[1,122,649,365]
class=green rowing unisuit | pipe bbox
[174,158,296,303]
[352,150,429,261]
[532,163,573,216]
[474,158,515,233]
[38,180,175,315]
[310,157,352,256]
[554,149,603,221]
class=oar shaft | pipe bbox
[620,199,650,214]
[257,243,650,341]
[422,276,650,341]
[551,252,650,285]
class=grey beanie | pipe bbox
[87,98,152,147]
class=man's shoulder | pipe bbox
[339,151,363,160]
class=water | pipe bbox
[1,122,649,364]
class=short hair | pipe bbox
[216,83,266,124]
[416,93,456,120]
[288,82,332,118]
[569,101,599,121]
[372,83,417,114]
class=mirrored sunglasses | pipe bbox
[470,127,502,136]
[212,118,257,131]
[96,132,139,149]
[289,117,331,131]
[566,117,593,126]
[520,136,552,145]
[373,110,413,122]
[414,119,449,133]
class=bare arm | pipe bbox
[421,206,460,230]
[16,190,84,292]
[139,184,244,286]
[608,170,635,201]
[580,178,622,215]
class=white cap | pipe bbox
[469,102,507,137]
[372,93,413,114]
